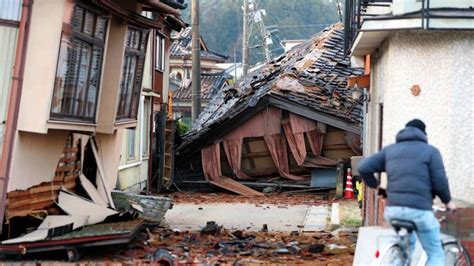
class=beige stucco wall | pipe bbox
[17,0,65,134]
[367,31,474,203]
[96,19,127,134]
[8,130,69,191]
[142,34,152,91]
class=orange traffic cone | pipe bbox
[344,168,355,199]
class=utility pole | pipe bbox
[191,0,201,121]
[249,0,271,62]
[259,21,271,62]
[242,0,249,76]
[335,0,343,22]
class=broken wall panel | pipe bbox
[8,130,71,191]
[6,134,81,219]
[240,137,278,177]
[201,143,263,196]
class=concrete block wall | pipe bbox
[457,208,474,259]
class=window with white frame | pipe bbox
[142,97,151,157]
[155,34,165,71]
[126,128,137,161]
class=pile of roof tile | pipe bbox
[107,226,357,265]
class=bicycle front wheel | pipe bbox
[443,241,472,266]
[379,244,406,266]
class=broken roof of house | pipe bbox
[177,23,364,159]
[170,27,229,61]
[172,72,230,101]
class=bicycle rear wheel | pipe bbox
[379,244,406,266]
[443,241,472,266]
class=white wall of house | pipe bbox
[117,95,151,193]
[366,31,474,203]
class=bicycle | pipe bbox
[373,207,472,266]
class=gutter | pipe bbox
[0,0,33,234]
[139,0,181,17]
[161,0,187,10]
[164,14,187,31]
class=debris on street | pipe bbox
[100,224,357,265]
[168,192,336,206]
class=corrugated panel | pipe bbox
[0,0,22,21]
[0,25,18,157]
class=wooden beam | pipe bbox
[364,54,371,74]
[139,0,181,16]
[242,151,270,159]
[268,97,361,135]
[347,74,370,89]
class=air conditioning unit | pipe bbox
[392,0,473,15]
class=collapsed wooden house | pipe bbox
[174,24,365,195]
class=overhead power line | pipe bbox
[272,23,332,29]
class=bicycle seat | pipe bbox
[390,219,417,233]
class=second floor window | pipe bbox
[156,34,165,71]
[116,28,148,121]
[50,4,107,122]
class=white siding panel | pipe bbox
[0,25,18,159]
[0,0,22,21]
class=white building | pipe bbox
[345,0,474,226]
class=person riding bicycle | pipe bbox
[358,119,456,266]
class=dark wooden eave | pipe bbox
[91,0,165,29]
[138,0,181,16]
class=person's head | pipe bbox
[406,119,426,135]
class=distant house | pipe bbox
[168,27,229,123]
[175,24,364,196]
[345,0,474,257]
[172,72,230,124]
[169,27,228,81]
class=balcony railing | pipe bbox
[344,0,474,53]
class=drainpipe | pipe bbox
[0,0,33,234]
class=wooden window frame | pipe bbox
[116,27,149,121]
[50,3,108,122]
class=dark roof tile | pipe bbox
[178,24,364,155]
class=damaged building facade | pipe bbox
[175,24,364,196]
[0,0,185,241]
[169,26,229,82]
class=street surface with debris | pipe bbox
[1,193,359,265]
[85,193,358,265]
